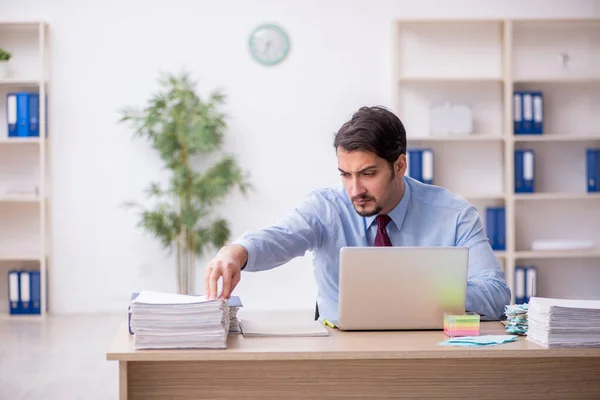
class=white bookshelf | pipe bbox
[393,18,600,304]
[0,21,50,316]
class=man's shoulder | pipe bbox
[406,176,473,214]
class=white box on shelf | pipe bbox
[531,239,594,251]
[428,102,473,136]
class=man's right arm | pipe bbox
[233,192,326,272]
[204,190,326,299]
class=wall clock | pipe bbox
[248,23,290,66]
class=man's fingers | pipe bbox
[219,268,233,299]
[209,266,220,300]
[231,271,241,292]
[204,266,212,298]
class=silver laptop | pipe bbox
[337,246,468,331]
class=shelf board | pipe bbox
[458,193,506,200]
[515,249,600,259]
[0,137,41,146]
[0,313,44,320]
[514,192,600,201]
[0,254,41,262]
[0,78,45,87]
[0,196,41,203]
[513,134,600,142]
[398,76,503,83]
[0,137,41,144]
[0,21,46,28]
[408,135,504,142]
[513,77,600,84]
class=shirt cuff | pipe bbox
[232,236,257,272]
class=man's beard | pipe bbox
[352,195,382,217]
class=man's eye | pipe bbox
[363,172,375,177]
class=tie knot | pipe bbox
[376,214,391,230]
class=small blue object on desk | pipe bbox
[438,335,518,347]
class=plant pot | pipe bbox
[0,62,8,79]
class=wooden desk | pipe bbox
[107,312,600,399]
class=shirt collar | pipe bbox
[364,175,411,232]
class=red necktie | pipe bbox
[374,214,392,246]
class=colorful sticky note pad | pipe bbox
[444,312,481,337]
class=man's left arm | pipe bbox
[456,204,511,320]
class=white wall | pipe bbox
[2,0,599,314]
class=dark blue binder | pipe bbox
[496,207,506,250]
[515,149,534,193]
[485,208,497,249]
[485,207,506,251]
[514,266,527,304]
[28,94,40,137]
[30,271,41,314]
[16,93,30,137]
[8,270,21,315]
[522,92,533,134]
[587,149,599,192]
[513,91,524,134]
[514,150,524,192]
[19,271,31,314]
[407,149,423,182]
[421,148,434,185]
[532,91,543,135]
[524,266,537,303]
[7,93,17,135]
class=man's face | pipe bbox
[337,149,405,217]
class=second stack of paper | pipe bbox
[527,297,600,348]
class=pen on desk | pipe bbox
[323,319,336,328]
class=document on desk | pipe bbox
[240,318,330,337]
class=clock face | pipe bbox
[248,23,290,66]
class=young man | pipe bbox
[204,106,511,322]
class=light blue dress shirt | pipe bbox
[234,176,511,323]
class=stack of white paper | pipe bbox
[527,297,600,348]
[229,305,241,334]
[130,291,230,350]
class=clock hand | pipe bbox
[263,41,271,56]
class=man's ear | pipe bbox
[395,154,407,176]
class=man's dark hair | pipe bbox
[333,106,407,167]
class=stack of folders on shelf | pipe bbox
[513,90,543,135]
[7,270,41,315]
[587,148,600,192]
[6,92,42,138]
[527,297,600,348]
[514,149,535,193]
[406,148,434,185]
[514,265,537,305]
[485,207,506,251]
[129,291,239,350]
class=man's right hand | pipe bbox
[204,244,248,300]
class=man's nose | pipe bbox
[350,176,365,197]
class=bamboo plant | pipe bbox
[119,70,251,294]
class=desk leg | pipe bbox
[119,361,128,400]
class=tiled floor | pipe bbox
[0,314,123,400]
